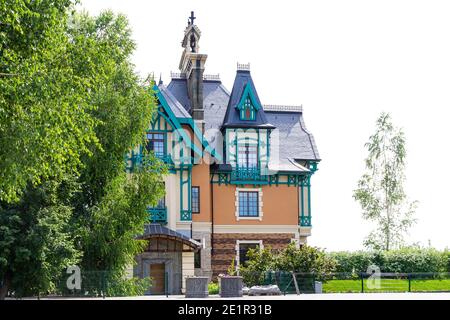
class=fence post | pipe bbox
[408,274,411,292]
[361,273,364,293]
[165,272,168,297]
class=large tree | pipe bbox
[67,10,166,283]
[353,112,417,251]
[1,3,165,298]
[0,0,99,203]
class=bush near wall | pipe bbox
[329,248,449,274]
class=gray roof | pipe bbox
[164,75,320,166]
[138,224,201,249]
[222,70,275,129]
[266,111,321,162]
[159,84,191,119]
[167,78,230,152]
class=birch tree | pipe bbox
[353,112,417,251]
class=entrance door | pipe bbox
[150,263,166,295]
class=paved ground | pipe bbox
[15,292,450,300]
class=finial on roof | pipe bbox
[158,73,163,85]
[188,11,196,26]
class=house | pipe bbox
[128,12,320,295]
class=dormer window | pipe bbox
[240,98,256,121]
[236,82,261,121]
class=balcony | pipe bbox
[147,207,168,224]
[128,153,173,170]
[230,166,267,184]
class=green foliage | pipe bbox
[353,112,417,250]
[208,282,219,294]
[274,244,337,280]
[239,246,277,287]
[0,177,81,297]
[0,0,100,203]
[227,257,237,276]
[67,10,166,282]
[329,248,449,273]
[239,244,337,286]
[105,277,152,297]
[0,3,165,298]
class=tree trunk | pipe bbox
[0,273,11,300]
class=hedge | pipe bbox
[328,248,449,274]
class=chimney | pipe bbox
[179,11,207,123]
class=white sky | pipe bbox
[79,0,450,251]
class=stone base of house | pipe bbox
[192,229,213,280]
[211,233,295,277]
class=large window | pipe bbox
[238,242,260,267]
[238,191,259,217]
[191,186,200,213]
[237,144,258,168]
[146,133,165,157]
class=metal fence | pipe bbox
[241,271,450,294]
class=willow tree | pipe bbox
[353,112,417,251]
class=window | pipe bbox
[240,98,256,121]
[238,242,260,267]
[194,239,201,268]
[237,144,258,168]
[238,191,259,217]
[146,133,165,157]
[191,186,200,213]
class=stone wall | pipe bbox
[192,230,213,279]
[211,233,295,277]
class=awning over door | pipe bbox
[137,224,201,252]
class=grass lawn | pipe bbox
[323,278,450,293]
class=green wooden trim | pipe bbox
[153,85,203,158]
[236,82,261,111]
[178,117,223,161]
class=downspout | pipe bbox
[211,182,214,256]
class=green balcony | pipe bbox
[147,207,167,224]
[230,166,267,184]
[300,216,311,227]
[128,153,173,171]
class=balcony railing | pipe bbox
[230,166,267,183]
[128,153,173,169]
[300,216,311,227]
[147,207,168,224]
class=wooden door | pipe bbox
[150,263,165,295]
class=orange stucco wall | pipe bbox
[212,184,299,225]
[191,162,211,222]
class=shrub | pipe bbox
[208,282,219,294]
[105,277,152,297]
[329,248,448,274]
[239,244,337,286]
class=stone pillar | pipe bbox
[181,252,195,293]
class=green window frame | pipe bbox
[239,97,256,121]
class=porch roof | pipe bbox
[137,224,201,251]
